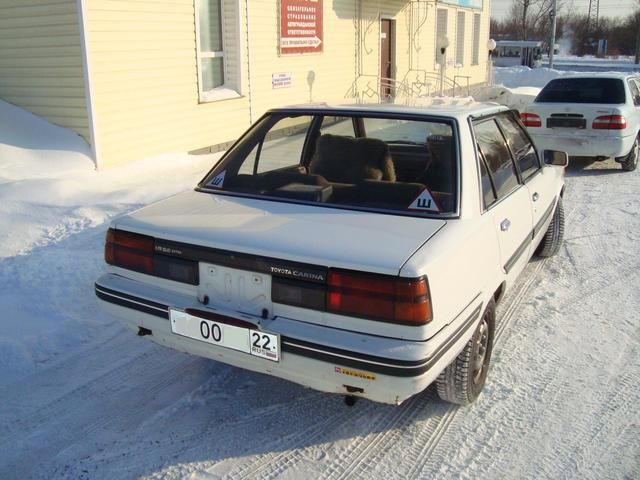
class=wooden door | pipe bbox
[380,19,395,99]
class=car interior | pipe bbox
[208,114,458,214]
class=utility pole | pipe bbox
[549,0,557,68]
[587,0,600,55]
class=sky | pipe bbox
[491,0,637,21]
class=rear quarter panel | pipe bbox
[400,217,500,337]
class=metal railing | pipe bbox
[345,71,471,102]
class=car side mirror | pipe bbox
[543,150,568,167]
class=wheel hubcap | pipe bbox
[472,318,489,383]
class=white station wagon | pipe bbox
[521,73,640,171]
[96,102,567,405]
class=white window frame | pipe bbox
[194,0,241,102]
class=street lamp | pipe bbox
[437,34,450,95]
[487,38,496,86]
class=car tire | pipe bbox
[436,299,495,405]
[620,135,639,172]
[536,197,565,258]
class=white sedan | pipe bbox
[521,73,640,171]
[96,101,567,406]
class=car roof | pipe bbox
[548,72,637,81]
[267,99,509,121]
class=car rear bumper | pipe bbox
[529,132,635,159]
[95,273,483,405]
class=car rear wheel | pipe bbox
[436,299,495,405]
[536,197,565,258]
[620,135,639,172]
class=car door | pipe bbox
[495,111,557,244]
[628,78,640,135]
[474,117,534,279]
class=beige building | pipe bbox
[0,0,492,168]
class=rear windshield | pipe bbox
[536,78,626,104]
[199,112,458,216]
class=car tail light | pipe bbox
[592,115,627,130]
[105,228,154,275]
[520,113,542,127]
[326,269,432,325]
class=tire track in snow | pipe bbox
[403,402,459,480]
[55,388,329,480]
[536,365,640,480]
[322,393,431,480]
[223,400,380,480]
[0,331,149,438]
[0,348,204,480]
[494,259,548,342]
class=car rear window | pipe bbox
[535,78,626,104]
[199,112,458,216]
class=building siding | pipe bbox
[85,0,250,167]
[246,0,358,118]
[0,0,89,139]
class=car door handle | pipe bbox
[532,192,540,202]
[500,219,511,231]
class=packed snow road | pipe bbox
[0,156,638,480]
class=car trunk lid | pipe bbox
[114,189,446,277]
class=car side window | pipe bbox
[496,112,540,181]
[478,148,497,209]
[239,116,314,174]
[319,116,356,136]
[474,119,520,201]
[628,80,640,106]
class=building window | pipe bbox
[472,13,481,65]
[195,0,239,101]
[456,12,465,66]
[198,0,224,89]
[435,9,448,66]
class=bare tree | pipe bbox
[507,0,561,40]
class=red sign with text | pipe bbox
[280,0,323,55]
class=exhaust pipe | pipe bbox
[137,327,152,336]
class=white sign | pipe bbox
[208,170,226,188]
[409,189,440,212]
[272,72,293,89]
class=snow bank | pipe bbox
[493,66,564,89]
[0,101,220,259]
[0,99,94,181]
[474,84,542,110]
[0,101,221,383]
[484,62,633,110]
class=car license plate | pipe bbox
[547,118,586,129]
[169,309,279,362]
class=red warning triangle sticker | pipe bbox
[408,189,440,212]
[207,170,226,188]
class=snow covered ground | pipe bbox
[1,63,639,479]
